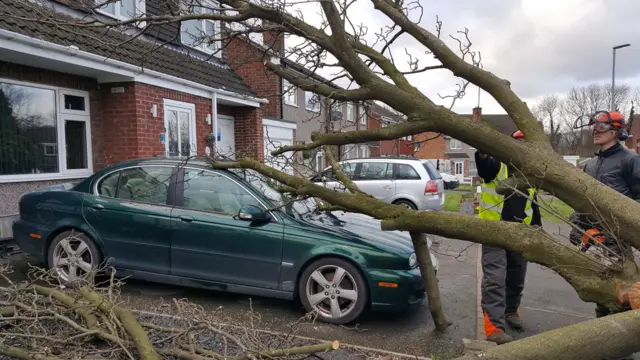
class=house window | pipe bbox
[0,79,92,183]
[305,91,320,113]
[346,103,354,122]
[358,145,369,158]
[282,79,297,106]
[181,0,221,56]
[96,0,145,21]
[450,138,462,149]
[469,160,478,177]
[359,104,366,125]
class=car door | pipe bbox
[352,161,395,201]
[83,165,177,274]
[169,167,284,289]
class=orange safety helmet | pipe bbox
[511,130,524,139]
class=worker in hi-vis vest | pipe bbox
[475,129,541,345]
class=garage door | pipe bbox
[263,119,296,175]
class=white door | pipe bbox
[164,99,196,157]
[454,161,464,182]
[217,115,235,159]
[263,119,295,175]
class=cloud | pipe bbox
[282,0,638,115]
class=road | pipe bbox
[3,237,479,359]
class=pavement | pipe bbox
[2,220,636,359]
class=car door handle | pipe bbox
[91,204,104,210]
[178,215,194,222]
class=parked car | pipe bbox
[12,157,439,325]
[310,157,445,211]
[440,172,459,190]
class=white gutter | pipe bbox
[0,28,269,106]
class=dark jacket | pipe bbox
[569,143,640,248]
[475,151,542,226]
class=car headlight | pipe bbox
[409,253,417,268]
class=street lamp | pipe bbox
[611,43,631,110]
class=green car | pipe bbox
[13,157,438,325]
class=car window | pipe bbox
[421,161,442,180]
[357,162,392,180]
[312,162,356,182]
[395,164,421,180]
[182,169,264,216]
[100,166,174,205]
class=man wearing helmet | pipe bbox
[475,129,542,344]
[568,110,640,360]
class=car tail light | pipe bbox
[425,180,438,194]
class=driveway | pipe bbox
[2,237,479,359]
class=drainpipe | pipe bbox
[211,90,218,155]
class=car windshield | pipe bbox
[230,169,319,217]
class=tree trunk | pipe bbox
[454,310,640,360]
[409,232,451,331]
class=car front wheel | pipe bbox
[298,257,368,325]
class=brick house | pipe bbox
[415,107,517,184]
[0,0,323,238]
[366,102,414,157]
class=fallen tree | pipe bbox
[7,0,640,359]
[0,265,343,360]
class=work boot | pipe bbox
[506,313,524,332]
[486,331,513,345]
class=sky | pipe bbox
[282,0,640,115]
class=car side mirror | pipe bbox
[237,205,271,224]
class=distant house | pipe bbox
[366,103,413,157]
[415,107,517,185]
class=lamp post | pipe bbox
[611,43,630,110]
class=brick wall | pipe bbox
[100,82,259,167]
[226,37,281,119]
[233,107,264,159]
[415,132,446,159]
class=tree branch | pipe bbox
[370,0,550,145]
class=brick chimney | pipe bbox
[472,107,482,121]
[263,25,285,56]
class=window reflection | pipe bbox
[0,82,57,175]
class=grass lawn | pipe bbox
[444,190,475,212]
[539,197,574,223]
[444,191,463,211]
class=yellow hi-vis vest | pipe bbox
[476,163,535,225]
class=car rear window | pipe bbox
[421,161,442,180]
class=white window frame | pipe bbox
[359,104,366,125]
[450,138,462,149]
[0,78,93,183]
[163,99,198,157]
[305,91,321,113]
[282,79,297,107]
[180,0,222,58]
[96,0,146,27]
[346,103,354,123]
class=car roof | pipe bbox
[340,157,428,163]
[98,156,234,172]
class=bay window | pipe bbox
[346,103,354,122]
[181,0,222,56]
[0,79,92,182]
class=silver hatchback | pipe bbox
[311,157,445,211]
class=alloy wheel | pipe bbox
[52,235,95,284]
[305,265,359,319]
